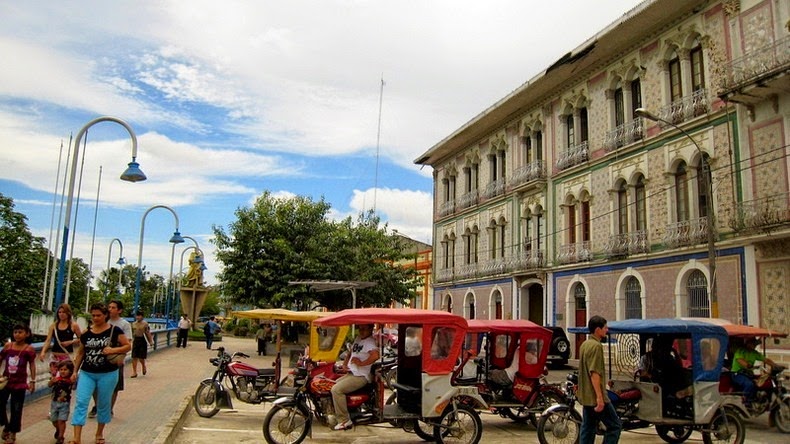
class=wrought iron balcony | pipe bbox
[727,192,790,233]
[481,178,506,199]
[436,267,454,283]
[556,141,589,171]
[603,119,644,152]
[457,190,479,210]
[556,241,592,265]
[720,35,790,94]
[653,89,709,126]
[437,199,455,217]
[458,263,478,279]
[604,231,649,257]
[510,160,546,188]
[663,217,711,249]
[512,249,546,270]
[479,258,508,277]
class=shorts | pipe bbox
[50,400,70,422]
[132,337,148,359]
[115,365,124,392]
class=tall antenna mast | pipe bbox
[373,75,384,212]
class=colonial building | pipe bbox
[415,0,789,357]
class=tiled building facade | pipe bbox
[415,0,789,357]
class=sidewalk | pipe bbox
[15,335,276,444]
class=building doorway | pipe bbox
[573,284,587,358]
[520,283,544,325]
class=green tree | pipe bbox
[199,287,221,317]
[213,193,420,310]
[0,194,49,337]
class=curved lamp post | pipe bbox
[133,205,184,313]
[54,116,146,310]
[634,108,718,318]
[104,238,125,301]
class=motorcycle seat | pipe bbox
[258,368,276,377]
[608,388,641,403]
[391,382,420,395]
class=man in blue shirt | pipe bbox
[204,317,221,350]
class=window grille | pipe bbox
[625,277,642,319]
[687,270,709,317]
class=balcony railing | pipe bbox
[654,89,709,126]
[479,258,508,277]
[458,263,478,279]
[457,190,479,210]
[604,230,649,257]
[510,160,546,188]
[481,178,506,199]
[727,192,790,233]
[603,118,644,152]
[512,249,546,270]
[556,141,589,171]
[436,267,454,283]
[663,217,710,249]
[720,35,790,92]
[438,199,455,217]
[556,241,592,265]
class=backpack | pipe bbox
[203,322,211,335]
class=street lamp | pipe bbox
[104,238,125,301]
[53,116,146,310]
[133,205,185,313]
[634,108,718,318]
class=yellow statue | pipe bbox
[184,251,204,287]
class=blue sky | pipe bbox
[0,0,643,292]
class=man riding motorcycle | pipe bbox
[731,337,781,405]
[330,323,379,431]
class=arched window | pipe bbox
[617,181,628,234]
[690,39,705,92]
[687,270,709,317]
[635,175,646,231]
[444,294,453,313]
[698,155,711,218]
[630,79,642,117]
[492,292,503,319]
[574,284,587,311]
[566,115,575,148]
[669,50,682,102]
[625,277,642,319]
[464,293,475,319]
[675,162,689,222]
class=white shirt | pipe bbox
[348,335,377,381]
[178,318,191,329]
[109,317,132,339]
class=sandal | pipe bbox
[95,437,105,444]
[130,374,138,378]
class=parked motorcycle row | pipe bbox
[192,309,789,444]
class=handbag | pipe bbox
[0,357,7,390]
[106,326,126,367]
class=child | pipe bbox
[0,324,36,444]
[49,361,74,444]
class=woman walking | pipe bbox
[0,324,36,444]
[69,303,130,444]
[39,303,82,376]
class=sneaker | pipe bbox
[333,420,353,431]
[89,406,97,418]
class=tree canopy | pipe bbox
[212,192,421,310]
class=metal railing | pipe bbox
[604,230,649,257]
[510,160,546,187]
[654,89,709,126]
[438,199,455,217]
[556,141,589,171]
[663,217,710,249]
[603,119,644,152]
[482,178,506,199]
[512,249,546,270]
[720,35,790,92]
[556,241,592,264]
[457,190,479,210]
[727,192,790,232]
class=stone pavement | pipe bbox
[15,335,276,444]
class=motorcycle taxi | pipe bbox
[539,319,746,444]
[454,319,563,426]
[193,308,347,418]
[262,308,486,444]
[689,319,788,432]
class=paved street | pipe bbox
[13,335,783,443]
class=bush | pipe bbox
[234,326,250,337]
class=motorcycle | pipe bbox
[721,362,789,431]
[193,347,279,417]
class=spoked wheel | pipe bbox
[433,404,482,444]
[411,419,437,441]
[193,380,220,418]
[771,396,790,433]
[656,424,693,443]
[537,406,582,444]
[385,392,400,427]
[702,409,745,444]
[262,403,311,444]
[526,390,565,427]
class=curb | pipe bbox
[152,394,193,444]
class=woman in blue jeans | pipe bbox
[70,303,130,444]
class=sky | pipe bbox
[0,0,644,297]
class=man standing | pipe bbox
[90,300,132,418]
[204,316,221,350]
[177,315,191,348]
[130,311,154,377]
[330,323,379,430]
[578,315,621,444]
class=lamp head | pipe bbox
[193,254,204,264]
[120,160,147,182]
[117,257,126,266]
[634,108,659,122]
[170,230,185,244]
[200,263,207,271]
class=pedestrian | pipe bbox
[70,302,130,444]
[39,303,82,376]
[130,311,154,378]
[0,324,36,444]
[49,360,75,444]
[578,315,621,444]
[89,300,131,418]
[203,317,221,350]
[177,315,191,348]
[255,324,267,356]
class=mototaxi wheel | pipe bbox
[655,424,693,443]
[525,389,565,427]
[193,379,221,418]
[262,403,311,444]
[433,404,482,444]
[411,418,437,441]
[702,409,745,444]
[537,405,582,444]
[771,396,790,433]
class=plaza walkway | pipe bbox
[15,335,275,444]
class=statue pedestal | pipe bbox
[180,286,209,324]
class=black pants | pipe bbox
[0,387,25,433]
[257,338,267,355]
[177,328,189,347]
